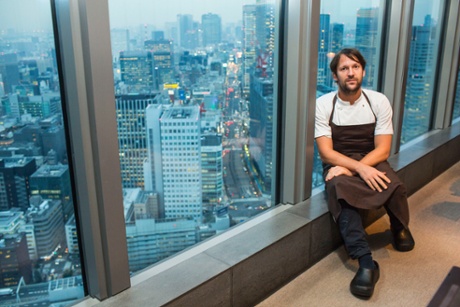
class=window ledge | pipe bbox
[80,122,460,307]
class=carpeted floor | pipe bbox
[258,161,460,307]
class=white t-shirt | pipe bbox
[314,89,393,139]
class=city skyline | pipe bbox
[0,0,440,33]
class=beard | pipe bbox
[337,78,362,95]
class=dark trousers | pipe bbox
[337,200,405,259]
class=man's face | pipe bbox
[332,54,365,96]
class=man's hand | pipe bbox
[355,163,391,192]
[325,166,353,181]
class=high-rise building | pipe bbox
[65,214,79,255]
[402,15,437,143]
[119,51,154,93]
[29,164,73,222]
[177,14,198,50]
[0,157,36,211]
[331,23,344,53]
[201,13,222,47]
[0,53,20,95]
[115,93,158,189]
[145,104,202,221]
[0,233,32,287]
[255,2,276,68]
[355,8,379,88]
[145,39,175,90]
[151,31,164,41]
[41,125,67,164]
[201,133,223,207]
[242,5,257,97]
[249,75,273,193]
[26,197,65,260]
[318,14,331,87]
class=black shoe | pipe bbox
[392,228,415,252]
[350,261,380,298]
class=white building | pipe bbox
[145,104,202,221]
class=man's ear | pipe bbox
[363,70,366,78]
[332,73,338,81]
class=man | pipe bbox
[314,48,415,298]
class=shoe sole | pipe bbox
[350,286,374,298]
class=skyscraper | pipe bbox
[0,53,20,95]
[331,23,344,53]
[0,158,36,211]
[116,93,157,189]
[355,7,379,88]
[402,15,437,143]
[177,14,198,50]
[0,232,31,287]
[119,51,154,93]
[318,14,331,87]
[249,76,273,193]
[201,133,223,208]
[29,164,73,222]
[242,5,257,98]
[145,39,175,90]
[255,2,276,68]
[201,13,222,47]
[145,104,202,221]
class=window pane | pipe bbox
[453,65,460,122]
[0,1,85,306]
[108,0,279,274]
[401,0,443,144]
[313,0,386,189]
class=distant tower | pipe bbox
[355,7,379,88]
[111,28,130,62]
[201,13,222,47]
[331,23,344,53]
[402,15,437,143]
[177,14,198,50]
[0,53,20,95]
[242,5,257,98]
[318,14,331,87]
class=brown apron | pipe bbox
[323,93,409,228]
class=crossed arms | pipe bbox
[315,134,392,192]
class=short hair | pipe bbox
[329,48,366,74]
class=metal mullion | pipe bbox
[382,0,414,155]
[54,0,130,300]
[280,0,319,204]
[433,0,460,128]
